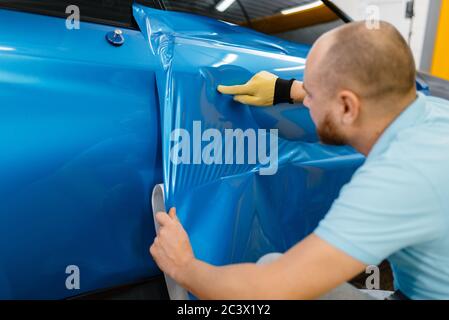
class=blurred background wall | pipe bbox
[333,0,448,80]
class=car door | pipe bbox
[0,1,163,298]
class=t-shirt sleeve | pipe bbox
[314,160,444,265]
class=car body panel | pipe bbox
[0,8,162,299]
[417,72,449,100]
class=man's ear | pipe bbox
[337,90,361,126]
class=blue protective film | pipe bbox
[133,5,364,267]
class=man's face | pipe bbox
[303,84,347,146]
[315,113,348,146]
[302,41,348,146]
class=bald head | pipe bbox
[309,21,416,102]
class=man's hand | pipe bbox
[217,71,278,106]
[150,208,195,283]
[218,71,306,106]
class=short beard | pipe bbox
[317,113,347,146]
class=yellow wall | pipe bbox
[431,0,449,80]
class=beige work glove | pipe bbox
[217,71,278,107]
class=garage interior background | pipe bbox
[179,0,449,81]
[332,0,449,81]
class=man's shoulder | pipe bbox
[387,95,449,166]
[339,148,443,228]
[426,94,449,110]
[379,133,448,189]
[369,103,449,210]
[423,95,449,130]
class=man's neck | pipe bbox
[350,91,418,156]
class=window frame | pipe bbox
[158,0,352,26]
[0,0,164,29]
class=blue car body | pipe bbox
[0,2,435,299]
[0,6,163,299]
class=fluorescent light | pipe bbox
[281,1,323,15]
[216,0,236,12]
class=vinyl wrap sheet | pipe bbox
[134,5,364,268]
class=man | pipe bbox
[149,21,449,300]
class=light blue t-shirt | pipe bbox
[314,92,449,300]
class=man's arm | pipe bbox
[150,209,366,300]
